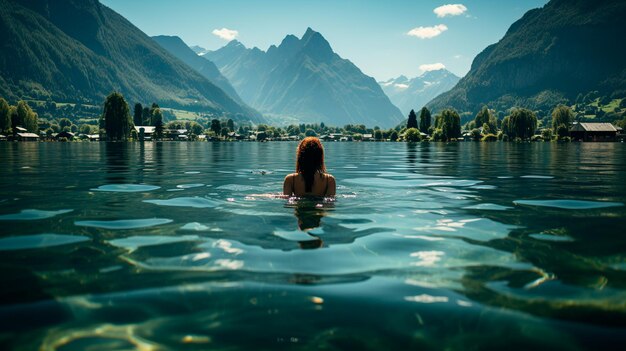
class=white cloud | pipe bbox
[419,63,446,72]
[434,4,468,18]
[453,54,463,59]
[394,83,409,89]
[212,28,239,41]
[407,24,448,39]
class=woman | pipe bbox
[283,137,336,197]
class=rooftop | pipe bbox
[570,122,618,132]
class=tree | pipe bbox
[227,118,235,132]
[16,101,38,133]
[505,108,537,140]
[0,98,10,133]
[142,107,151,125]
[210,119,221,136]
[404,128,421,142]
[134,103,143,126]
[79,124,93,135]
[390,131,399,141]
[419,107,431,134]
[305,128,317,137]
[439,109,461,141]
[407,109,418,129]
[152,108,164,139]
[374,129,383,141]
[474,106,491,127]
[102,92,133,141]
[551,105,573,134]
[59,118,72,129]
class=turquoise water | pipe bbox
[1,142,625,350]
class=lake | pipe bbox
[1,141,625,350]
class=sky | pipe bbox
[101,0,548,81]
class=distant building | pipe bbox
[16,132,40,141]
[54,131,74,141]
[134,126,155,140]
[0,134,6,141]
[362,133,373,141]
[569,122,618,141]
[86,134,100,141]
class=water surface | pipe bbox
[1,142,625,350]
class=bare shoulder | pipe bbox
[284,173,297,180]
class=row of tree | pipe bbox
[402,104,590,142]
[0,98,39,134]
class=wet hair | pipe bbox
[296,137,326,192]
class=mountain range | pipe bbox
[379,69,460,116]
[203,28,404,127]
[427,0,626,115]
[152,35,243,105]
[0,0,262,122]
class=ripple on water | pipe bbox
[463,203,513,211]
[75,218,173,229]
[521,175,554,179]
[180,222,211,231]
[91,184,160,192]
[176,184,205,189]
[0,233,89,251]
[144,197,220,208]
[108,235,200,251]
[529,233,574,242]
[216,184,265,192]
[344,178,481,188]
[0,209,73,221]
[513,199,624,210]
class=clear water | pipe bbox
[1,142,625,350]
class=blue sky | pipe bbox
[101,0,548,81]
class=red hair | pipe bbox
[296,137,326,192]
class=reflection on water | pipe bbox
[0,142,626,350]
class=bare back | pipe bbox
[283,172,336,197]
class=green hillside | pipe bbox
[427,0,626,116]
[0,0,262,122]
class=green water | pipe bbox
[0,142,625,350]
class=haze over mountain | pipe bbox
[379,69,460,115]
[0,0,262,122]
[427,0,626,115]
[203,28,404,127]
[152,35,244,105]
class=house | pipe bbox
[54,131,74,141]
[86,134,100,141]
[362,133,373,141]
[16,132,40,141]
[0,134,6,141]
[134,126,155,140]
[569,122,618,141]
[227,132,244,140]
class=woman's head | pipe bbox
[296,137,326,192]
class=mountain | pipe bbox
[379,69,460,115]
[203,28,404,127]
[427,0,626,115]
[152,35,244,104]
[0,0,262,122]
[190,45,208,55]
